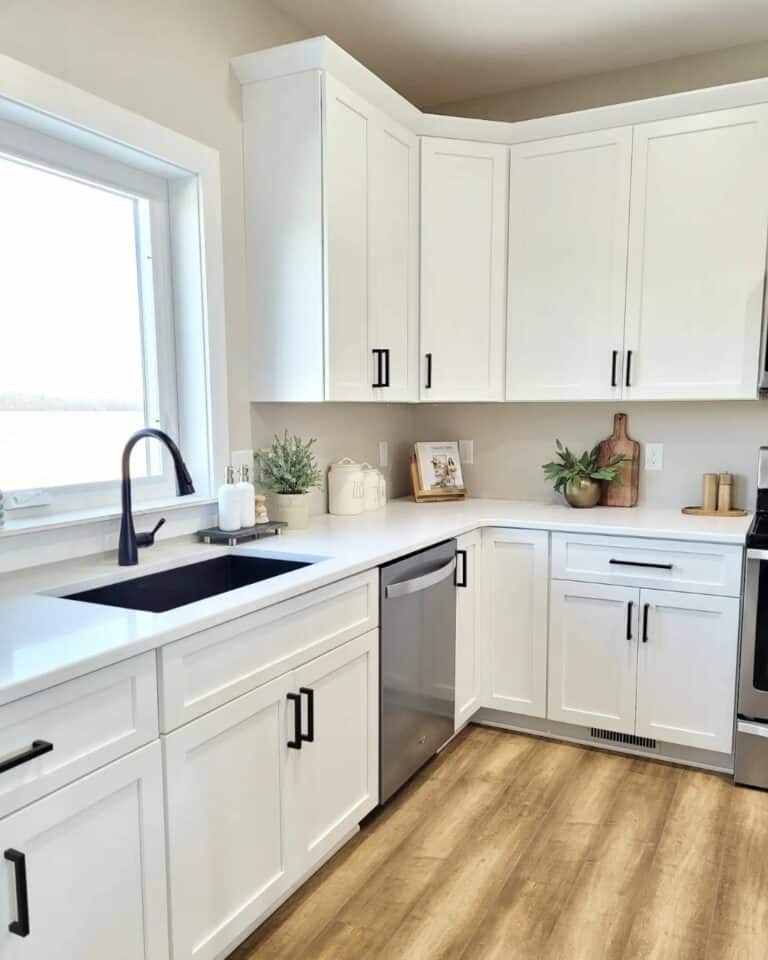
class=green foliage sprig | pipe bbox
[542,439,626,494]
[255,431,322,495]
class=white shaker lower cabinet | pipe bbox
[635,590,739,753]
[0,742,169,960]
[163,672,294,960]
[285,630,379,873]
[455,529,483,729]
[548,581,638,733]
[164,630,379,960]
[483,529,549,718]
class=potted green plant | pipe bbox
[542,440,626,508]
[255,431,322,529]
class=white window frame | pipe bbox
[0,54,228,568]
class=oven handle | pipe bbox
[748,549,768,561]
[385,558,456,599]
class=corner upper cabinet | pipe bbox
[624,105,768,400]
[506,128,632,401]
[420,138,509,401]
[240,71,418,401]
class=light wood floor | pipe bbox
[229,725,768,960]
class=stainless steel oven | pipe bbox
[736,449,768,787]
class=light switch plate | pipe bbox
[459,440,474,465]
[378,441,389,468]
[645,442,663,471]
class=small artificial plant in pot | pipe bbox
[542,440,626,508]
[255,431,322,529]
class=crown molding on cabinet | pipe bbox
[233,35,768,144]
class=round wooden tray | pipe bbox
[681,506,749,518]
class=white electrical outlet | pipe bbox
[378,441,389,468]
[645,442,664,471]
[459,440,474,464]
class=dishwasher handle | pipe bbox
[385,557,456,599]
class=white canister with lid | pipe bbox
[328,458,365,516]
[361,463,381,511]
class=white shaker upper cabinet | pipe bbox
[325,77,419,401]
[624,105,768,400]
[242,72,418,401]
[420,138,509,401]
[506,128,632,401]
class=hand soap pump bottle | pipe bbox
[236,464,256,528]
[218,465,240,532]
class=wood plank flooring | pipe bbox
[229,725,768,960]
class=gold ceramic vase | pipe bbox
[564,477,601,508]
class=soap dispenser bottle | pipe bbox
[236,464,256,528]
[218,465,240,531]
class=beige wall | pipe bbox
[252,399,768,514]
[251,403,416,513]
[0,0,308,451]
[415,402,766,511]
[432,39,768,121]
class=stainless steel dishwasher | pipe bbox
[379,539,457,803]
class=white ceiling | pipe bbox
[268,0,768,106]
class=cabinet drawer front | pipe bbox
[160,571,379,731]
[551,533,742,596]
[0,653,158,818]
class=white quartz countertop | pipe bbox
[0,498,750,707]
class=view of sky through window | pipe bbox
[0,154,153,491]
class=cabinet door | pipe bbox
[636,590,739,753]
[0,743,168,960]
[455,529,483,729]
[483,529,549,718]
[164,673,293,960]
[549,581,638,732]
[625,105,768,399]
[421,138,508,401]
[286,630,379,873]
[369,112,419,402]
[506,128,632,401]
[324,76,373,401]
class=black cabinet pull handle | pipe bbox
[455,549,468,588]
[383,348,390,388]
[626,601,633,641]
[372,349,385,388]
[286,693,302,749]
[425,353,432,390]
[0,739,53,775]
[611,350,619,388]
[5,849,30,937]
[609,559,673,571]
[299,687,315,743]
[642,603,650,643]
[625,350,633,387]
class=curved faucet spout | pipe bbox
[118,428,195,566]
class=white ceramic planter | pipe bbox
[272,493,310,530]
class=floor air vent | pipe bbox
[589,728,658,750]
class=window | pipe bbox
[0,117,178,509]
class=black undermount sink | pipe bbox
[65,554,313,613]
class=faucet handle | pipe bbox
[136,517,166,548]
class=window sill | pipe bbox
[0,494,216,539]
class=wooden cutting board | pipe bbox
[598,413,640,507]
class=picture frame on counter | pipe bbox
[411,442,467,502]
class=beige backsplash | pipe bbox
[252,400,768,514]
